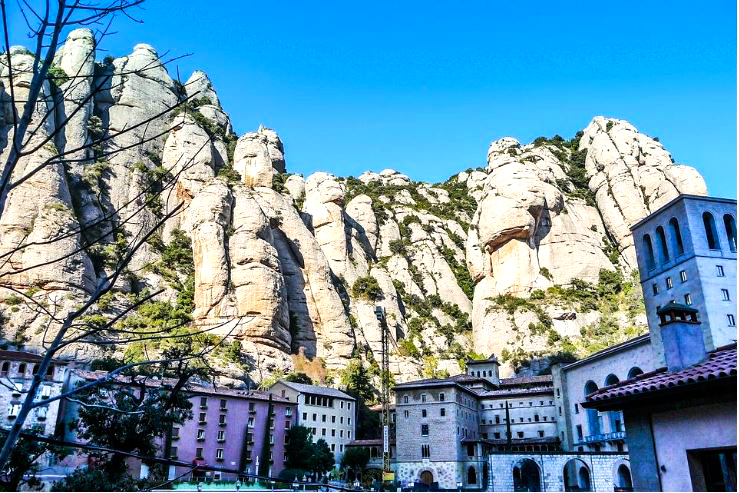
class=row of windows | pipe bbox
[198,397,293,416]
[302,412,351,425]
[641,212,736,270]
[652,266,728,294]
[403,407,447,419]
[310,427,352,439]
[302,393,351,410]
[481,400,554,409]
[0,362,56,379]
[401,392,446,404]
[481,414,553,424]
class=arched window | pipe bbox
[604,374,619,387]
[0,361,9,376]
[583,381,600,436]
[604,375,622,432]
[669,218,684,256]
[724,214,737,253]
[616,464,633,490]
[642,234,656,270]
[656,226,670,264]
[467,466,477,485]
[703,212,720,250]
[627,367,643,379]
[18,363,26,376]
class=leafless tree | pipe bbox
[0,0,242,472]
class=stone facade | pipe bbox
[485,452,631,492]
[269,380,355,464]
[631,194,737,364]
[552,335,655,453]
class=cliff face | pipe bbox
[0,32,708,381]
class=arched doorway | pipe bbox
[512,458,541,492]
[615,464,633,491]
[420,470,433,486]
[467,466,477,486]
[563,459,591,491]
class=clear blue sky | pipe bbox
[8,1,737,197]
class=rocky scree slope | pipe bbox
[0,32,708,385]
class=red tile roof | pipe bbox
[499,375,553,386]
[585,344,736,406]
[74,370,291,403]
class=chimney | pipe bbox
[657,302,707,371]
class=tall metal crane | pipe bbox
[374,306,392,479]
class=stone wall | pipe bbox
[485,452,629,492]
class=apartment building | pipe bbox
[269,380,355,463]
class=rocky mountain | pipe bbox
[0,31,708,385]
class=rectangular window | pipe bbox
[196,448,204,459]
[439,393,445,402]
[219,414,226,425]
[40,385,51,398]
[348,431,351,438]
[494,432,501,439]
[170,446,178,458]
[199,412,207,423]
[495,415,500,424]
[538,430,545,437]
[421,444,430,458]
[331,416,336,423]
[517,431,524,438]
[332,429,336,437]
[348,418,351,425]
[248,402,255,412]
[339,430,343,438]
[248,417,254,427]
[534,414,540,422]
[574,403,579,414]
[340,417,344,424]
[312,413,317,421]
[421,424,429,436]
[331,443,335,451]
[576,425,583,440]
[322,428,326,436]
[302,412,307,421]
[404,410,409,418]
[440,408,446,417]
[721,289,731,301]
[717,265,725,277]
[421,394,426,403]
[728,314,736,327]
[8,404,20,417]
[652,283,659,295]
[217,430,225,441]
[684,293,692,305]
[666,277,673,289]
[322,414,326,422]
[347,403,351,410]
[220,399,227,410]
[285,420,291,429]
[285,407,292,417]
[680,270,688,282]
[200,397,207,408]
[340,401,344,409]
[216,448,224,460]
[422,409,427,418]
[172,427,180,439]
[197,429,205,440]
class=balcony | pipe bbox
[584,430,626,444]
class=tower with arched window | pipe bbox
[630,194,736,365]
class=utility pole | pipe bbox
[374,306,392,481]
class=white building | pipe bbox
[269,380,356,463]
[552,334,656,453]
[630,194,737,364]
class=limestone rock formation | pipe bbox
[0,32,711,385]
